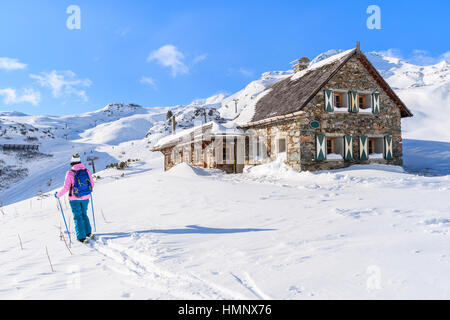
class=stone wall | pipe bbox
[246,54,403,172]
[159,138,240,173]
[245,119,302,170]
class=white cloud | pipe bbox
[140,76,157,90]
[118,26,131,37]
[0,57,27,71]
[147,45,189,77]
[0,88,40,106]
[239,68,254,77]
[30,70,92,101]
[192,54,208,65]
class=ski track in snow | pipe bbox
[90,236,250,300]
[230,272,272,300]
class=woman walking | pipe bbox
[55,153,95,244]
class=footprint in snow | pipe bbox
[289,285,303,294]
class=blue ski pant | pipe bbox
[70,200,92,240]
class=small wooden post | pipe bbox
[18,234,23,250]
[46,246,55,272]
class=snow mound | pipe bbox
[166,163,211,177]
[244,153,299,179]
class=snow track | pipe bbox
[90,236,249,300]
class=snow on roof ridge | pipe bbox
[153,120,243,149]
[291,48,355,82]
[231,88,273,126]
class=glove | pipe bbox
[54,192,59,199]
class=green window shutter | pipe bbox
[347,91,359,113]
[372,92,380,114]
[352,91,359,113]
[384,135,393,160]
[344,135,353,160]
[315,134,326,161]
[359,136,369,160]
[347,91,352,112]
[324,90,334,112]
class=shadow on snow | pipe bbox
[95,225,276,241]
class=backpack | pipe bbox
[71,169,93,198]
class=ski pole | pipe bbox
[57,198,72,244]
[91,193,97,232]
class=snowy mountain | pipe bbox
[0,111,28,117]
[364,52,450,142]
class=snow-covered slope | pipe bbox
[0,103,169,204]
[1,157,449,299]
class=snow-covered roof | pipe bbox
[244,49,356,124]
[290,49,355,82]
[152,121,244,150]
[242,47,412,125]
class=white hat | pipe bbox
[71,153,81,163]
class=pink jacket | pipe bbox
[57,163,95,201]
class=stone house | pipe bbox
[153,44,413,172]
[152,121,247,173]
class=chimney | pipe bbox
[291,57,310,72]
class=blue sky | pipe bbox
[0,0,448,115]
